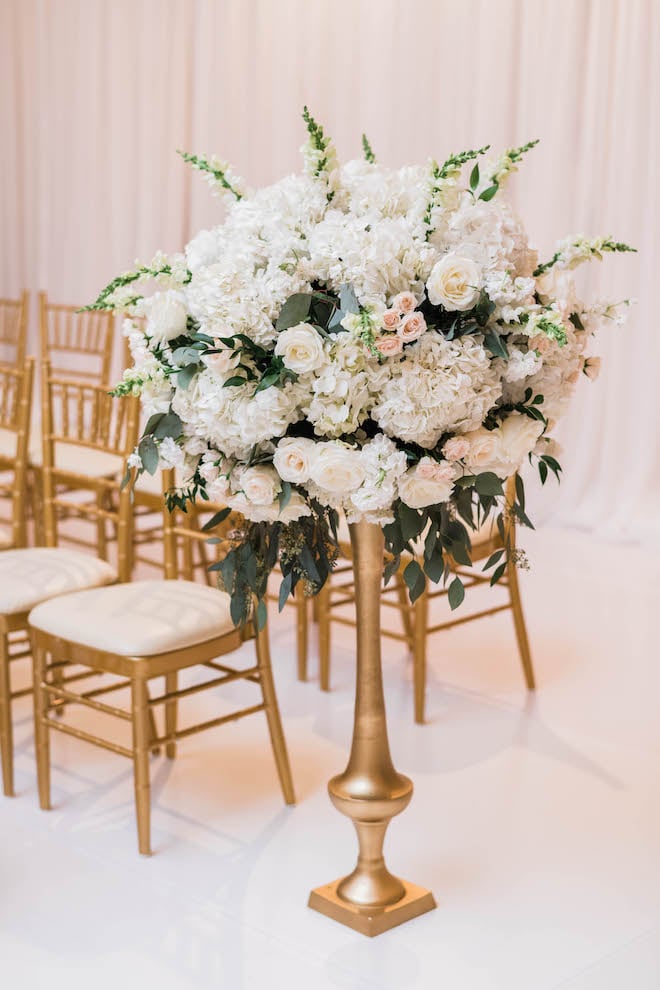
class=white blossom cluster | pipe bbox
[117,127,630,526]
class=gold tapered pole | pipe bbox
[309,520,436,936]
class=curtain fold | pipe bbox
[1,0,657,540]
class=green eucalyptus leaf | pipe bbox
[138,436,159,475]
[469,162,480,191]
[278,570,293,611]
[403,559,425,602]
[448,576,465,610]
[475,472,504,497]
[483,329,508,359]
[153,411,183,440]
[201,506,231,531]
[339,284,360,315]
[479,184,499,202]
[275,293,312,330]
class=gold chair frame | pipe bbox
[0,292,28,368]
[0,358,34,548]
[29,470,295,855]
[39,291,114,385]
[0,371,139,797]
[316,477,535,722]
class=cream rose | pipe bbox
[398,312,427,343]
[391,291,417,314]
[273,436,316,483]
[426,253,482,311]
[203,344,240,375]
[309,443,366,494]
[375,335,403,358]
[464,413,544,477]
[240,465,282,505]
[274,323,325,374]
[398,461,456,509]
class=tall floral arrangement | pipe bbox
[96,109,633,626]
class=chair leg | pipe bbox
[131,677,152,855]
[32,638,51,809]
[0,632,14,797]
[255,622,295,805]
[395,572,414,645]
[507,560,536,690]
[295,585,308,682]
[95,488,108,560]
[413,590,429,725]
[317,580,331,692]
[164,672,177,759]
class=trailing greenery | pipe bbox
[534,237,637,277]
[82,260,191,312]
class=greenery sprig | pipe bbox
[82,260,190,312]
[534,237,636,277]
[177,150,244,200]
[424,145,490,236]
[362,133,376,164]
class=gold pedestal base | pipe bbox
[309,879,436,937]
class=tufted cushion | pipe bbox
[0,548,117,615]
[29,579,235,656]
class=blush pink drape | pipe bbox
[1,0,657,540]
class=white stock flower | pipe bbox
[275,323,325,374]
[426,253,482,311]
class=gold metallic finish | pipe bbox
[309,520,436,935]
[29,469,295,854]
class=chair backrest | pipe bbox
[0,357,35,547]
[0,292,28,368]
[40,360,139,580]
[39,291,114,385]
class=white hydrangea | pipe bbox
[372,332,502,448]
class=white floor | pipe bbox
[2,526,659,990]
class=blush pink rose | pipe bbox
[442,436,470,461]
[397,312,427,343]
[529,334,551,355]
[415,457,456,483]
[375,335,404,357]
[391,291,417,314]
[381,309,401,330]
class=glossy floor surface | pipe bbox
[2,526,659,989]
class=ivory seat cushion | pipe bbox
[0,548,117,615]
[29,579,235,656]
[0,427,17,459]
[29,439,123,478]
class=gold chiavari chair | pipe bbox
[28,469,295,855]
[0,372,139,797]
[0,358,34,549]
[39,364,134,559]
[316,477,535,722]
[38,292,114,385]
[0,292,28,368]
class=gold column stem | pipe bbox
[309,520,436,934]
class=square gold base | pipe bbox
[308,879,437,937]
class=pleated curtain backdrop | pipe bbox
[1,0,657,540]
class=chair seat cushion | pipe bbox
[29,580,235,657]
[0,548,117,615]
[29,439,123,477]
[0,427,16,459]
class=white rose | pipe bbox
[144,290,188,343]
[426,253,482,311]
[273,437,317,483]
[274,323,325,374]
[463,428,500,471]
[239,490,312,523]
[239,465,282,505]
[309,443,366,494]
[398,463,455,509]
